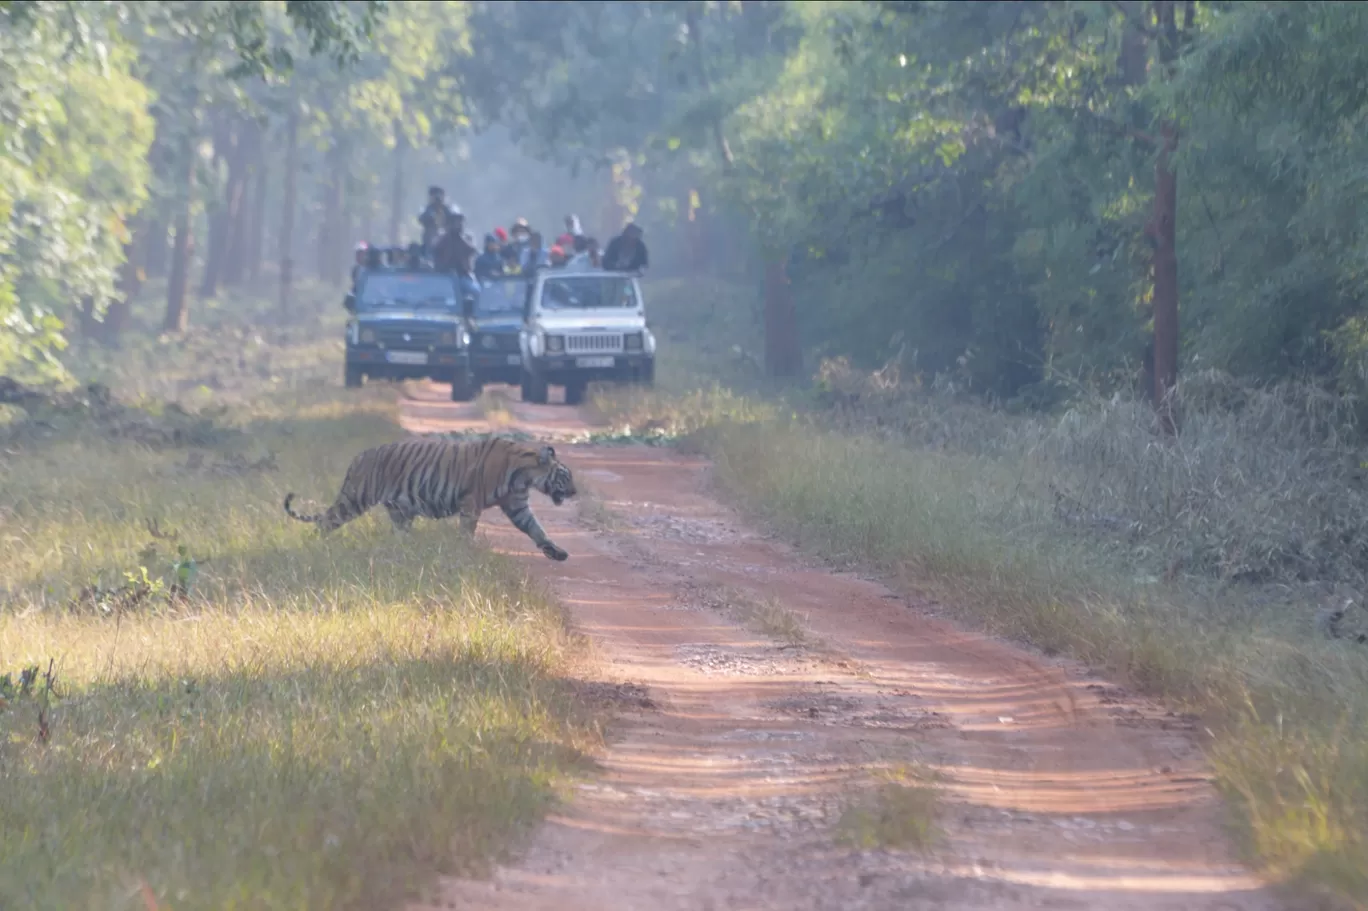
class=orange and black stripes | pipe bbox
[283,435,577,560]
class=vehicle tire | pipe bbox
[345,365,364,388]
[450,372,479,402]
[563,379,587,406]
[520,369,549,405]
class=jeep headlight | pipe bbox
[545,334,564,353]
[527,332,542,357]
[624,331,643,352]
[460,329,470,348]
[644,328,656,355]
[359,327,376,344]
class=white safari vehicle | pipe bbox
[518,269,656,405]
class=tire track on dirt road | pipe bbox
[399,381,1289,911]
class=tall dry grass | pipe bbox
[0,286,598,910]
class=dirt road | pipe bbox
[400,382,1286,911]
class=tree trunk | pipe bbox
[248,128,269,284]
[164,137,196,333]
[223,118,255,286]
[199,113,231,298]
[318,145,346,285]
[143,218,169,278]
[1117,0,1148,87]
[389,128,406,246]
[1150,0,1180,434]
[763,259,802,378]
[279,102,300,315]
[685,5,735,169]
[102,229,144,344]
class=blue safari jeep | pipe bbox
[465,274,529,392]
[344,267,476,401]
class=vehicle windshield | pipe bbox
[474,278,528,317]
[539,275,638,311]
[357,272,459,310]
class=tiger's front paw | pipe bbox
[541,543,569,562]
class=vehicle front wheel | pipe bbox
[563,379,587,406]
[520,369,549,405]
[450,372,479,402]
[344,365,364,388]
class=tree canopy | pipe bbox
[5,0,1368,411]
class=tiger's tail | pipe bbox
[283,493,325,524]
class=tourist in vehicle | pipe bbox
[351,242,368,288]
[474,233,505,281]
[602,222,649,272]
[564,213,583,241]
[564,234,594,271]
[418,186,457,254]
[522,231,550,272]
[434,209,478,276]
[548,244,569,269]
[403,241,426,269]
[500,242,523,274]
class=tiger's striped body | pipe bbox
[283,435,577,560]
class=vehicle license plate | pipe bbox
[386,350,428,365]
[575,356,614,368]
[506,354,521,365]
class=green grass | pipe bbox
[611,275,1368,908]
[836,765,942,852]
[0,290,600,910]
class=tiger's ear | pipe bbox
[538,445,555,466]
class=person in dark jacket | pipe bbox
[474,234,505,281]
[434,213,477,276]
[601,222,648,272]
[418,187,459,254]
[350,242,369,289]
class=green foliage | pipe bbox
[0,3,154,377]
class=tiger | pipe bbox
[283,435,577,561]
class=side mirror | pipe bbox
[343,293,356,313]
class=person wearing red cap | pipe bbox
[549,244,568,268]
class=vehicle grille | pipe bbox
[565,333,623,354]
[373,324,443,347]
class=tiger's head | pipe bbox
[532,444,577,506]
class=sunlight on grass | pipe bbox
[0,366,597,908]
[621,271,1368,905]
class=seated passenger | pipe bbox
[351,242,368,288]
[521,231,550,272]
[474,234,505,281]
[548,244,569,269]
[564,235,594,271]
